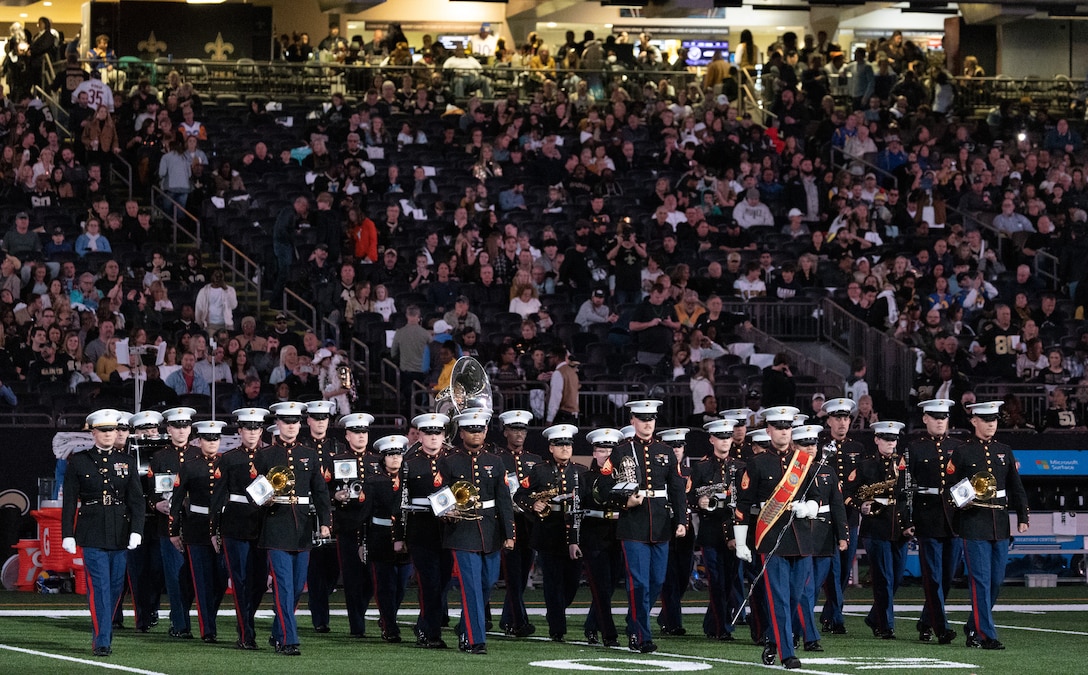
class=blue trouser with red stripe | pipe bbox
[159,536,192,633]
[762,553,808,662]
[658,533,694,631]
[411,543,451,641]
[223,537,266,644]
[267,548,309,647]
[962,538,1008,642]
[702,543,738,638]
[187,544,227,639]
[620,540,669,645]
[917,535,959,633]
[83,547,127,650]
[452,549,501,646]
[865,537,907,632]
[583,543,621,640]
[798,555,831,643]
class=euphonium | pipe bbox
[435,357,493,433]
[450,479,482,520]
[971,471,996,499]
[267,466,295,494]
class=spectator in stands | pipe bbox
[1035,348,1071,393]
[1043,387,1082,431]
[734,261,766,300]
[575,288,617,330]
[733,188,774,229]
[629,283,680,366]
[844,356,870,402]
[851,394,878,430]
[992,198,1034,235]
[444,43,491,99]
[444,295,482,335]
[2,211,40,262]
[761,352,796,408]
[166,350,209,396]
[194,269,238,332]
[1043,118,1083,157]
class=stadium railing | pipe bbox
[820,296,915,404]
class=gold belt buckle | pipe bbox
[102,494,114,506]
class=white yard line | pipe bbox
[0,644,168,674]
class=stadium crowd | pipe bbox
[0,21,1085,430]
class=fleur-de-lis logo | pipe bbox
[137,31,167,56]
[204,32,234,61]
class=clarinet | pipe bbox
[400,461,410,537]
[572,468,582,545]
[901,441,915,526]
[726,459,738,541]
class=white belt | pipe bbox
[636,489,668,498]
[873,498,891,505]
[271,496,311,505]
[404,505,431,512]
[229,494,249,504]
[372,517,392,527]
[713,493,729,500]
[817,504,830,514]
[995,490,1006,499]
[916,487,940,495]
[410,498,431,506]
[479,500,496,510]
[584,510,620,520]
[189,504,210,515]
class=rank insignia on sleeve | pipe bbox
[600,459,612,476]
[740,472,750,490]
[520,476,530,489]
[214,468,221,479]
[433,471,443,487]
[946,460,956,475]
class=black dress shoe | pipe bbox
[169,628,193,639]
[280,644,301,656]
[639,641,658,654]
[804,641,824,652]
[469,643,488,655]
[981,638,1005,650]
[659,626,686,636]
[919,629,933,642]
[937,629,957,645]
[382,633,402,643]
[628,635,640,652]
[603,637,620,647]
[783,656,802,670]
[584,631,600,645]
[507,624,535,637]
[92,646,111,657]
[202,634,217,644]
[966,635,983,648]
[314,625,331,634]
[235,639,258,650]
[550,634,564,642]
[135,626,150,634]
[426,638,449,649]
[762,644,777,665]
[458,634,469,652]
[268,636,279,648]
[830,624,847,635]
[881,630,897,640]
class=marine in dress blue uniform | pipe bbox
[209,407,270,650]
[169,420,229,643]
[514,424,584,641]
[818,398,870,634]
[150,406,198,638]
[794,426,848,653]
[581,428,625,647]
[595,400,687,654]
[734,409,818,671]
[402,412,454,648]
[369,435,411,642]
[908,399,962,644]
[495,410,542,638]
[739,426,773,644]
[109,411,134,631]
[436,409,516,655]
[657,427,695,636]
[61,409,146,656]
[122,410,166,634]
[849,421,911,639]
[300,400,343,633]
[329,412,378,638]
[947,401,1030,650]
[253,401,333,656]
[691,419,742,641]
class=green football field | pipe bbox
[0,584,1084,674]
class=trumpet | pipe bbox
[337,363,357,404]
[529,487,560,518]
[267,466,295,495]
[449,480,482,520]
[696,482,730,511]
[346,479,365,500]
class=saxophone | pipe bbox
[856,477,898,515]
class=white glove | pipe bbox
[128,533,142,550]
[733,525,752,563]
[793,500,819,519]
[62,537,77,555]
